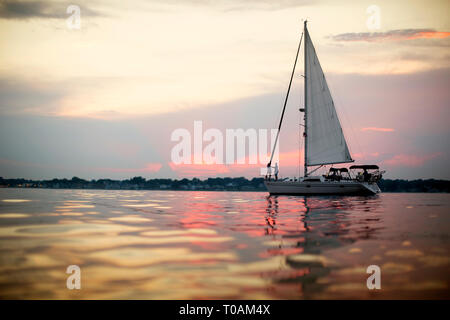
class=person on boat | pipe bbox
[274,162,279,181]
[356,171,363,182]
[328,169,336,181]
[266,163,272,181]
[363,169,370,182]
[336,169,342,181]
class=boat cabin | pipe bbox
[324,168,350,181]
[349,165,383,183]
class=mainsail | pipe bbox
[304,25,352,167]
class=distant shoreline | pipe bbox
[2,187,450,194]
[1,177,449,193]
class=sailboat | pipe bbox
[264,21,383,195]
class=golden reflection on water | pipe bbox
[0,213,31,218]
[0,189,448,299]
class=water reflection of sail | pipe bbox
[282,197,334,297]
[265,195,382,297]
[299,196,382,251]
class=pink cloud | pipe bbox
[143,163,163,172]
[383,153,442,167]
[352,152,380,160]
[361,127,395,132]
[276,150,303,168]
[167,149,304,178]
[167,147,318,178]
[168,162,230,178]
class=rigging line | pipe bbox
[307,165,323,176]
[268,31,304,167]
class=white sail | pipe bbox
[305,27,352,166]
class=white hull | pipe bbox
[264,180,381,195]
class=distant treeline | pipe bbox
[0,176,449,193]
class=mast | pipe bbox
[303,20,308,177]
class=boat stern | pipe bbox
[361,182,381,195]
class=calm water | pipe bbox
[0,189,448,299]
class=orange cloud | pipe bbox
[361,127,395,132]
[332,29,450,42]
[409,31,450,40]
[383,153,442,167]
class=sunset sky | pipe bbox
[0,0,449,180]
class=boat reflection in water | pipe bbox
[0,189,448,299]
[264,195,383,298]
